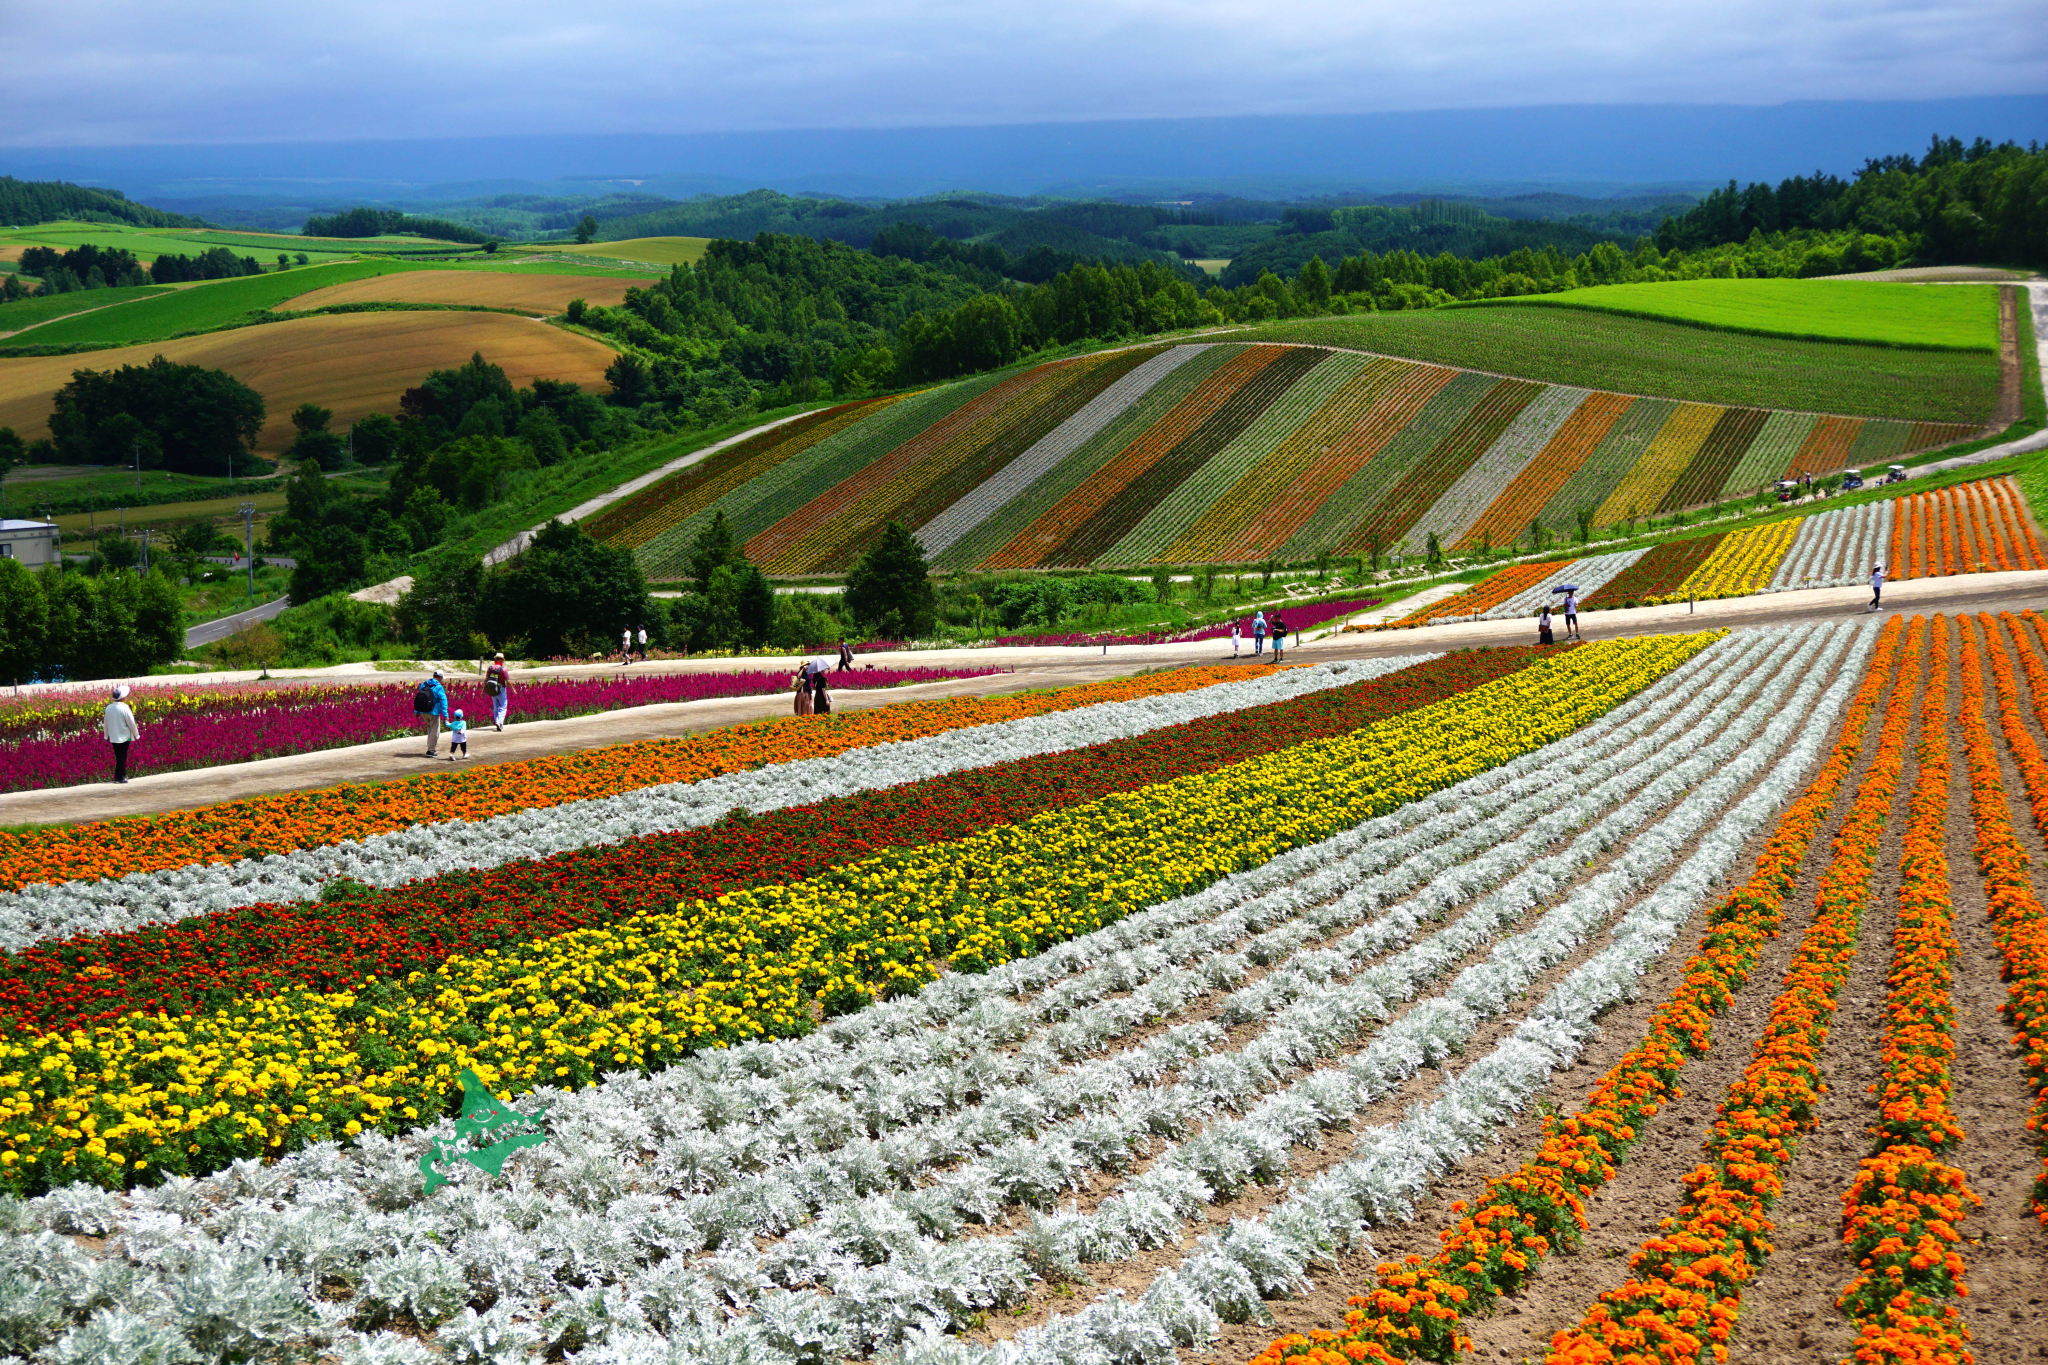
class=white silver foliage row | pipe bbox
[0,654,1418,951]
[1766,499,1893,592]
[985,620,1874,1364]
[0,629,1820,1365]
[1477,549,1645,621]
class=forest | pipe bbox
[0,176,202,229]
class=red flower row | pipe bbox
[1246,617,1907,1365]
[1,648,1554,1035]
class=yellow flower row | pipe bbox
[0,633,1716,1192]
[1657,518,1802,604]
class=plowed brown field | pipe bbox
[0,312,617,453]
[274,270,637,315]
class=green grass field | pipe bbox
[1225,308,2000,425]
[518,236,711,267]
[0,222,471,265]
[1471,278,2000,350]
[1,260,450,349]
[0,283,178,335]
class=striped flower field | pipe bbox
[591,342,1980,576]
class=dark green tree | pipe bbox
[351,412,402,465]
[575,215,599,245]
[687,510,742,593]
[397,553,485,657]
[0,557,48,683]
[288,402,348,470]
[476,520,650,657]
[49,356,263,477]
[844,521,936,638]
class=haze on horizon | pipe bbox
[7,0,2045,150]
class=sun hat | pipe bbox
[493,651,505,661]
[454,709,464,718]
[112,684,130,700]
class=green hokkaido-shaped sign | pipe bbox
[418,1069,550,1193]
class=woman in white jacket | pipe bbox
[102,684,140,784]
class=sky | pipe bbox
[7,0,2046,149]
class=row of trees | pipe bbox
[4,244,311,304]
[0,559,184,683]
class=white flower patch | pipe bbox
[0,626,1858,1365]
[1766,500,1893,592]
[0,656,1418,951]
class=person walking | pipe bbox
[1563,589,1580,640]
[483,652,512,731]
[1869,562,1885,611]
[636,625,649,662]
[811,666,832,715]
[1269,614,1288,663]
[792,663,812,715]
[448,710,469,760]
[1252,610,1267,657]
[620,628,633,666]
[102,684,139,784]
[838,639,854,672]
[417,669,450,756]
[1538,606,1555,646]
[1230,621,1241,657]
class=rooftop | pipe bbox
[0,520,57,532]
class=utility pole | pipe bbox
[134,439,142,491]
[239,502,255,602]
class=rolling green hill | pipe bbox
[1469,277,2000,350]
[1218,308,1999,425]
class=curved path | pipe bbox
[10,569,2048,828]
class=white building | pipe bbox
[0,520,60,567]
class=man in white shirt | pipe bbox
[1869,563,1885,611]
[102,684,140,784]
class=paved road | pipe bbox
[184,595,289,649]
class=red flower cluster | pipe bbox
[1246,617,1906,1365]
[0,648,1553,1034]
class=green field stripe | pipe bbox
[1048,346,1327,566]
[6,259,431,348]
[1718,410,1818,498]
[1274,369,1496,560]
[862,348,1156,537]
[935,346,1240,572]
[1336,377,1543,555]
[1656,406,1769,512]
[635,377,1003,579]
[1100,350,1372,566]
[1533,397,1677,530]
[1844,418,1916,466]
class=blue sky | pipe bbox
[6,0,2045,148]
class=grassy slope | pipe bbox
[520,237,711,266]
[1470,278,1999,350]
[0,283,178,334]
[2,260,444,348]
[1219,309,1999,425]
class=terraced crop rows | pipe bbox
[578,342,1986,573]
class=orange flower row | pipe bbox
[1976,612,2048,1222]
[1371,561,1569,630]
[0,666,1256,895]
[1888,477,2045,583]
[1245,617,1908,1365]
[1551,615,1927,1364]
[1830,617,1976,1362]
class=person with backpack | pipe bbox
[1269,614,1288,663]
[483,652,512,731]
[415,670,450,756]
[838,639,854,672]
[1252,611,1268,657]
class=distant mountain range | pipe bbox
[5,97,2042,206]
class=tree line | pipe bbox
[0,177,203,230]
[300,206,495,246]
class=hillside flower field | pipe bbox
[587,342,1980,575]
[5,606,2048,1365]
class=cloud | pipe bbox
[4,0,2043,146]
